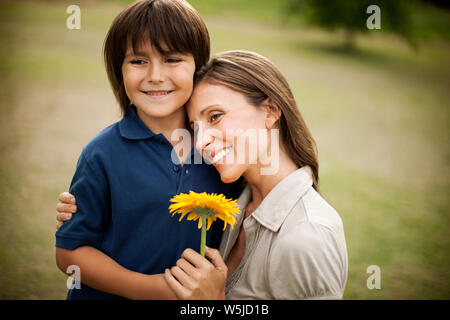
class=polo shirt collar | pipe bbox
[243,166,314,232]
[119,105,157,140]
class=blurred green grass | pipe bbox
[0,0,448,299]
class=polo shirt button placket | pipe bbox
[173,165,180,173]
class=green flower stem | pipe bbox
[193,207,216,257]
[200,218,207,257]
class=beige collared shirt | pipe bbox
[219,166,348,300]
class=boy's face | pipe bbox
[121,40,195,120]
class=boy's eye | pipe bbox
[130,59,146,65]
[166,58,181,63]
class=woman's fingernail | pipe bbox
[65,213,72,219]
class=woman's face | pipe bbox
[187,81,271,183]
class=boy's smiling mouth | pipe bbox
[142,90,174,98]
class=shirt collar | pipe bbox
[118,105,157,140]
[241,166,314,232]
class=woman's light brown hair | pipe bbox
[103,0,210,116]
[194,50,320,191]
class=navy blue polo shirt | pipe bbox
[55,105,241,300]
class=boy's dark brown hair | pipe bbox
[103,0,210,116]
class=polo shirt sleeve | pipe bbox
[55,150,110,250]
[268,221,346,299]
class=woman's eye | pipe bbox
[209,113,222,123]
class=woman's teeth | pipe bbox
[212,147,232,164]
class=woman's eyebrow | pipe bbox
[199,104,221,116]
[188,105,223,126]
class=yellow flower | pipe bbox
[169,191,240,231]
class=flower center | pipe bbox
[192,206,218,218]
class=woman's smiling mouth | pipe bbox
[211,146,233,164]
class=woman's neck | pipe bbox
[243,148,299,217]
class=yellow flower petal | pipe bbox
[169,191,240,230]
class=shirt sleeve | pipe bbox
[268,221,347,299]
[55,150,111,250]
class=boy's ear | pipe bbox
[262,98,281,130]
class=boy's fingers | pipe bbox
[56,212,72,222]
[58,192,76,205]
[205,246,227,271]
[164,268,189,299]
[56,221,63,230]
[56,203,77,214]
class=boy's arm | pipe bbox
[56,246,177,300]
[56,151,177,299]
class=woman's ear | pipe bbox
[263,98,281,129]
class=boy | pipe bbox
[55,0,239,300]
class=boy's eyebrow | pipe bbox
[124,48,186,59]
[124,51,147,58]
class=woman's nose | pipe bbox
[195,124,214,152]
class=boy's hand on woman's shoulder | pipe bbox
[56,192,77,229]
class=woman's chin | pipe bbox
[217,167,241,184]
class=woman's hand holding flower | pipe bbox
[164,247,227,300]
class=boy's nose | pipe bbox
[147,63,164,82]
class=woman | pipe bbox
[57,50,348,299]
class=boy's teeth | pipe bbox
[212,147,231,164]
[147,91,169,96]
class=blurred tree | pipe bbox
[286,0,415,50]
[421,0,450,10]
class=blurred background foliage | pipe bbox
[0,0,448,299]
[285,0,416,49]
